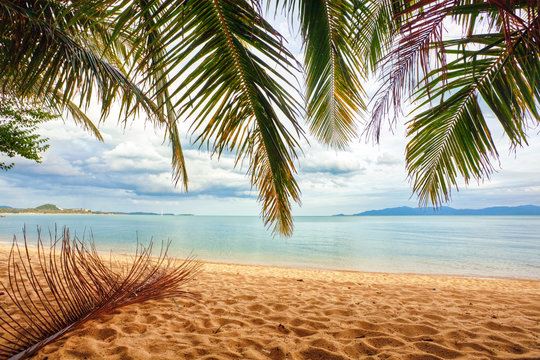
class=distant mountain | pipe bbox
[337,205,540,216]
[0,204,191,216]
[35,203,61,211]
[1,204,97,214]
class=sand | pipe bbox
[8,260,531,360]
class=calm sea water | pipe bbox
[0,215,538,279]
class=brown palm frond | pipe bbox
[366,0,454,142]
[486,0,540,50]
[0,228,200,360]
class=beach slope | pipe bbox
[25,262,540,360]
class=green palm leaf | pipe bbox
[126,0,303,235]
[127,0,189,188]
[0,0,187,187]
[353,0,396,71]
[279,0,365,149]
[358,0,539,207]
[407,33,539,206]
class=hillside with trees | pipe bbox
[0,204,102,214]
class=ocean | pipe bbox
[0,214,538,279]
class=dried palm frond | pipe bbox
[367,0,454,142]
[0,228,200,360]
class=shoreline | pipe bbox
[0,212,194,216]
[198,259,540,282]
[0,240,538,282]
[0,245,538,359]
[0,212,117,215]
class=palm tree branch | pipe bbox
[366,0,454,142]
[211,0,301,235]
[0,228,199,360]
[351,0,396,72]
[0,1,167,124]
[52,91,104,142]
[406,30,538,206]
[152,0,302,235]
[299,0,365,149]
[132,0,188,189]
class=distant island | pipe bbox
[0,204,103,215]
[0,204,194,216]
[334,205,540,216]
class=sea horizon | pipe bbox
[1,214,538,280]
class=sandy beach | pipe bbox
[8,261,532,360]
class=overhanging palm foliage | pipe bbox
[0,228,199,360]
[109,0,304,235]
[363,0,450,141]
[1,0,538,235]
[363,0,539,206]
[1,0,306,235]
[0,0,187,185]
[168,0,304,236]
[280,0,366,149]
[408,33,537,205]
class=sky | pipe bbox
[1,12,540,216]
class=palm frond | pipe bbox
[366,0,453,142]
[406,31,539,206]
[130,0,189,188]
[0,227,200,360]
[351,0,397,73]
[129,0,303,235]
[296,0,365,149]
[52,90,104,142]
[0,2,156,121]
[366,0,539,142]
[0,1,189,188]
[356,0,539,206]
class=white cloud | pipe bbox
[3,94,539,217]
[11,153,86,177]
[101,141,170,172]
[376,152,402,166]
[301,148,366,175]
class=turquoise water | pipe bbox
[0,215,539,279]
